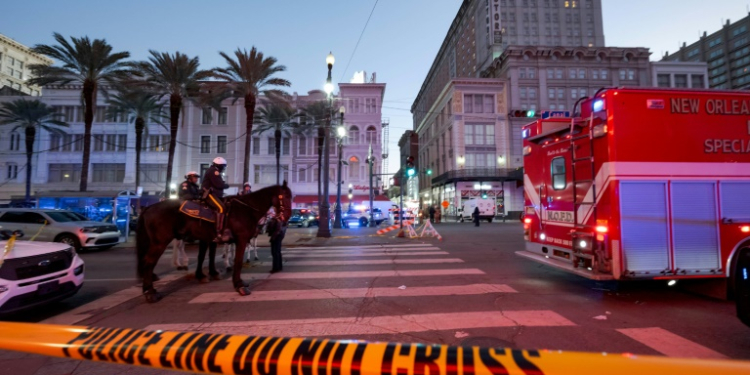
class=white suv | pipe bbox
[0,231,85,315]
[0,209,121,251]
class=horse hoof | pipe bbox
[254,257,259,261]
[144,291,162,303]
[236,286,252,296]
[210,274,222,281]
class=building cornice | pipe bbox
[0,34,54,65]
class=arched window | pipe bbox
[366,126,377,144]
[6,163,18,180]
[348,156,360,178]
[348,126,359,144]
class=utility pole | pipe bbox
[368,143,375,227]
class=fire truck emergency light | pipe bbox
[592,99,605,112]
[742,225,750,233]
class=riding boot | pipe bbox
[214,213,226,243]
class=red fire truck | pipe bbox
[518,88,750,319]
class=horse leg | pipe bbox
[209,242,221,280]
[251,237,259,261]
[195,241,208,283]
[232,237,251,296]
[224,244,233,272]
[142,244,164,303]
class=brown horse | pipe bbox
[136,183,292,302]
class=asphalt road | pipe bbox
[1,222,749,375]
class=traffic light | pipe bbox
[510,110,538,118]
[426,169,433,176]
[405,156,416,177]
[481,192,488,199]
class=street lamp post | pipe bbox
[317,52,335,238]
[333,109,346,229]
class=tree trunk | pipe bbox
[243,94,257,185]
[80,80,96,192]
[24,127,35,203]
[317,127,324,208]
[275,128,281,185]
[165,94,182,197]
[134,117,144,192]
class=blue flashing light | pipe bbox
[593,99,605,112]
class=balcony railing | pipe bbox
[431,167,523,185]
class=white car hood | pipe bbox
[0,240,71,259]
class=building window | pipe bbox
[93,135,104,151]
[708,37,723,48]
[628,69,636,80]
[555,68,563,79]
[578,69,586,79]
[298,168,306,182]
[200,136,211,154]
[569,68,577,79]
[282,138,290,155]
[6,164,18,180]
[674,74,688,88]
[140,164,168,183]
[117,134,127,151]
[298,136,307,155]
[48,164,81,183]
[551,157,566,190]
[365,126,377,144]
[691,75,705,88]
[9,132,20,151]
[348,156,360,178]
[657,74,671,87]
[106,134,117,151]
[591,69,599,80]
[216,135,227,154]
[93,163,125,183]
[547,69,554,79]
[465,152,495,168]
[464,123,495,145]
[202,108,212,124]
[601,69,608,79]
[348,126,360,144]
[73,135,83,152]
[268,138,276,155]
[463,94,495,113]
[528,67,536,79]
[252,137,260,155]
[218,107,228,125]
[50,134,61,151]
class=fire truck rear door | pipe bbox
[619,181,671,275]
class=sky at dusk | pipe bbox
[3,0,748,172]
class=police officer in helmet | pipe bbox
[179,171,201,201]
[202,157,231,242]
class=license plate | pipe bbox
[37,280,60,295]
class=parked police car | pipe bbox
[0,230,85,315]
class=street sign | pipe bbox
[541,111,570,119]
[441,201,449,208]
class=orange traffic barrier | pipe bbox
[0,322,748,375]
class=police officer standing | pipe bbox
[202,157,231,243]
[239,182,252,195]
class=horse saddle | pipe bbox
[179,200,216,223]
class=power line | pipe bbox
[338,0,379,83]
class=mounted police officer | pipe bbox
[179,171,201,201]
[202,157,231,243]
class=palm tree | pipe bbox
[130,51,212,194]
[302,101,331,206]
[0,100,68,202]
[105,88,165,191]
[253,101,297,185]
[212,47,291,184]
[28,33,130,192]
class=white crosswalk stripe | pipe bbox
[241,268,485,279]
[286,244,435,250]
[283,247,441,254]
[283,251,449,258]
[146,310,576,336]
[188,283,517,304]
[283,258,464,266]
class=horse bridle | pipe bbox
[231,190,288,222]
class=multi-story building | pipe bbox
[0,34,52,96]
[663,15,750,89]
[0,77,387,209]
[413,0,608,219]
[650,61,708,88]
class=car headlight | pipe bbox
[308,216,315,220]
[80,227,98,233]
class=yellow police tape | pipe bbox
[0,322,748,375]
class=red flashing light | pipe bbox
[742,225,750,233]
[595,225,608,233]
[524,218,532,224]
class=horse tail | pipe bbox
[136,206,151,279]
